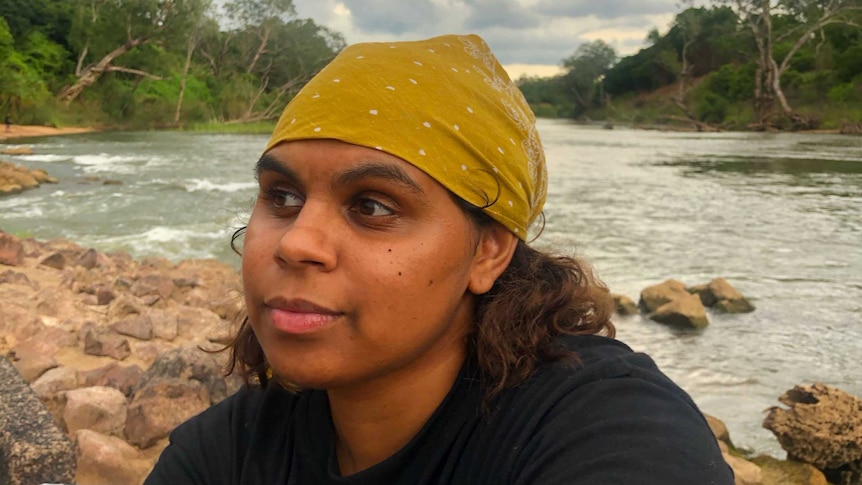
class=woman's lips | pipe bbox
[266,298,341,335]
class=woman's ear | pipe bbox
[467,224,518,295]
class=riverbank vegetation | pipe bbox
[1,0,860,132]
[517,1,862,132]
[0,0,343,130]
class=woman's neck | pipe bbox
[327,347,466,476]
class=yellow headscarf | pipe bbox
[265,34,547,239]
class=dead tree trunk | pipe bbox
[174,31,200,125]
[58,37,149,103]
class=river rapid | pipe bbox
[2,119,861,456]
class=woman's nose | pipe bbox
[273,202,337,271]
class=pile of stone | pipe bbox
[0,158,58,196]
[612,277,755,328]
[0,230,244,485]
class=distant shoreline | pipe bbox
[0,125,97,142]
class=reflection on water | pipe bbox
[1,121,860,456]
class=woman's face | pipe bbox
[242,139,503,391]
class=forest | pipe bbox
[518,0,862,131]
[0,0,343,129]
[1,0,861,131]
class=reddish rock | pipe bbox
[8,338,59,382]
[649,293,710,329]
[723,453,762,485]
[125,380,209,448]
[39,252,67,270]
[81,362,144,397]
[112,314,154,341]
[96,287,116,305]
[131,273,176,300]
[106,295,142,323]
[31,366,80,398]
[175,306,224,340]
[0,232,24,266]
[0,302,46,342]
[84,327,131,361]
[705,414,731,444]
[0,269,34,288]
[64,386,128,437]
[75,429,152,485]
[149,308,179,341]
[77,248,99,269]
[639,279,690,313]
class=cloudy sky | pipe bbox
[288,0,683,79]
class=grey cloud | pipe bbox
[535,0,677,19]
[341,0,442,35]
[483,30,585,65]
[462,0,543,30]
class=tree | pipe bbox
[58,0,209,103]
[560,40,617,116]
[717,0,862,128]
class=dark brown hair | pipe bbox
[226,203,615,398]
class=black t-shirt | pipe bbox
[145,335,734,484]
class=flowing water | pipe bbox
[2,120,861,456]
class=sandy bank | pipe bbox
[0,125,96,142]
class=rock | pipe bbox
[639,279,689,313]
[0,232,24,266]
[148,308,179,341]
[84,327,131,361]
[75,429,152,485]
[31,366,80,398]
[31,168,58,184]
[81,362,144,397]
[750,455,829,485]
[705,414,731,444]
[0,269,36,288]
[649,293,710,329]
[97,286,117,305]
[125,379,210,448]
[131,273,177,300]
[695,278,755,313]
[112,314,154,341]
[0,356,76,485]
[0,301,46,342]
[176,306,226,341]
[106,295,143,322]
[724,453,762,485]
[8,338,59,382]
[135,346,235,405]
[611,294,639,316]
[40,251,67,270]
[763,383,862,473]
[103,179,123,185]
[77,248,99,269]
[1,146,33,155]
[64,386,128,438]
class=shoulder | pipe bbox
[145,384,301,485]
[494,335,733,484]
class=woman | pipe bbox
[146,34,733,484]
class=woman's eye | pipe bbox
[354,198,394,217]
[270,189,303,208]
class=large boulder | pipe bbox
[8,337,59,382]
[31,366,80,398]
[649,293,710,329]
[692,278,755,313]
[81,362,144,397]
[64,386,128,438]
[639,279,690,313]
[0,356,76,485]
[763,383,862,482]
[750,455,829,485]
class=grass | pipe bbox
[183,121,277,134]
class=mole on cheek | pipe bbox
[428,280,434,286]
[398,272,403,276]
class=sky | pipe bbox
[286,0,684,79]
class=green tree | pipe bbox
[560,40,617,116]
[58,0,210,103]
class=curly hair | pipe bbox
[225,203,615,399]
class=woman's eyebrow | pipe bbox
[335,162,424,195]
[254,153,297,181]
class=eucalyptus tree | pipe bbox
[717,0,862,128]
[560,40,617,116]
[58,0,209,103]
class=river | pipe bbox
[2,119,861,456]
